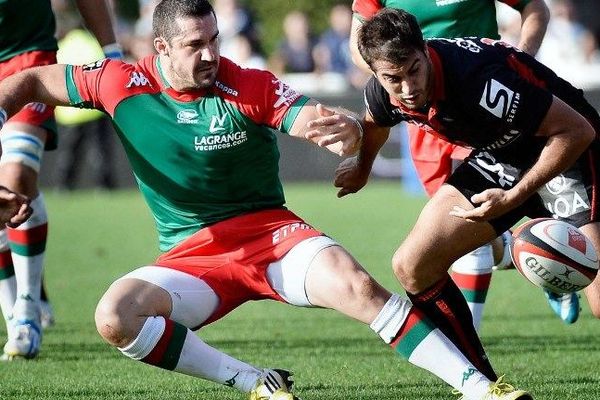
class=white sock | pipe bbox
[369,293,412,343]
[10,193,48,319]
[451,244,494,331]
[0,229,15,327]
[370,294,493,398]
[120,316,262,392]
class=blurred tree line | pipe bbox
[115,0,347,55]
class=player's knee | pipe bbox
[392,248,416,283]
[94,292,136,347]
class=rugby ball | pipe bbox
[511,218,599,293]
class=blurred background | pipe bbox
[41,0,600,193]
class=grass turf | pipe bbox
[0,182,598,399]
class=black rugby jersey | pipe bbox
[365,37,600,157]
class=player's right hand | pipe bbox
[334,156,370,198]
[0,186,32,228]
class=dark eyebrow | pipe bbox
[381,59,419,79]
[185,31,219,46]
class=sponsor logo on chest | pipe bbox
[191,112,249,151]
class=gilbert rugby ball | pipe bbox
[511,218,599,293]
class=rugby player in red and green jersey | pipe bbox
[0,1,534,399]
[348,0,560,330]
[0,0,122,360]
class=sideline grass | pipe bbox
[0,182,598,399]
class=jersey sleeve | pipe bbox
[352,0,383,20]
[364,76,404,127]
[467,62,553,137]
[497,0,532,12]
[65,58,156,116]
[227,66,310,133]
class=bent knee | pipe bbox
[94,279,164,347]
[392,247,446,293]
[95,294,134,347]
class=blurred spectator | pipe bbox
[313,3,369,89]
[129,0,159,59]
[498,0,600,87]
[269,10,317,74]
[55,29,117,190]
[226,34,267,69]
[537,0,600,65]
[314,4,353,74]
[214,0,261,61]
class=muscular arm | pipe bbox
[75,0,119,47]
[516,0,550,56]
[509,96,595,203]
[0,65,70,119]
[451,96,596,221]
[290,99,363,156]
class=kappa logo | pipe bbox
[209,114,228,133]
[126,71,150,88]
[177,109,199,124]
[479,79,519,119]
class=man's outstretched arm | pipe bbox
[0,64,70,120]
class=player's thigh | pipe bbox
[580,223,600,317]
[267,236,390,324]
[266,235,339,308]
[393,184,498,288]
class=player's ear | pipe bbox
[154,37,169,56]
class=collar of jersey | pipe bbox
[155,56,211,102]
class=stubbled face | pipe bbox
[158,13,220,91]
[371,49,433,110]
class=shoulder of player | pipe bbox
[213,57,281,101]
[428,38,504,89]
[92,56,160,97]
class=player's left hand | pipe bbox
[305,104,362,156]
[0,186,32,228]
[449,188,518,222]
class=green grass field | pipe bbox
[0,182,599,399]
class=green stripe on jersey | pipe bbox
[395,319,435,359]
[280,96,310,133]
[66,65,85,105]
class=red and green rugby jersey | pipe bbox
[352,0,532,39]
[0,0,57,61]
[65,56,309,251]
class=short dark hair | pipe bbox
[358,8,426,69]
[153,0,215,42]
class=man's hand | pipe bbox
[0,187,32,228]
[334,156,370,197]
[305,104,362,156]
[449,188,519,222]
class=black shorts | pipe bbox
[447,140,600,234]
